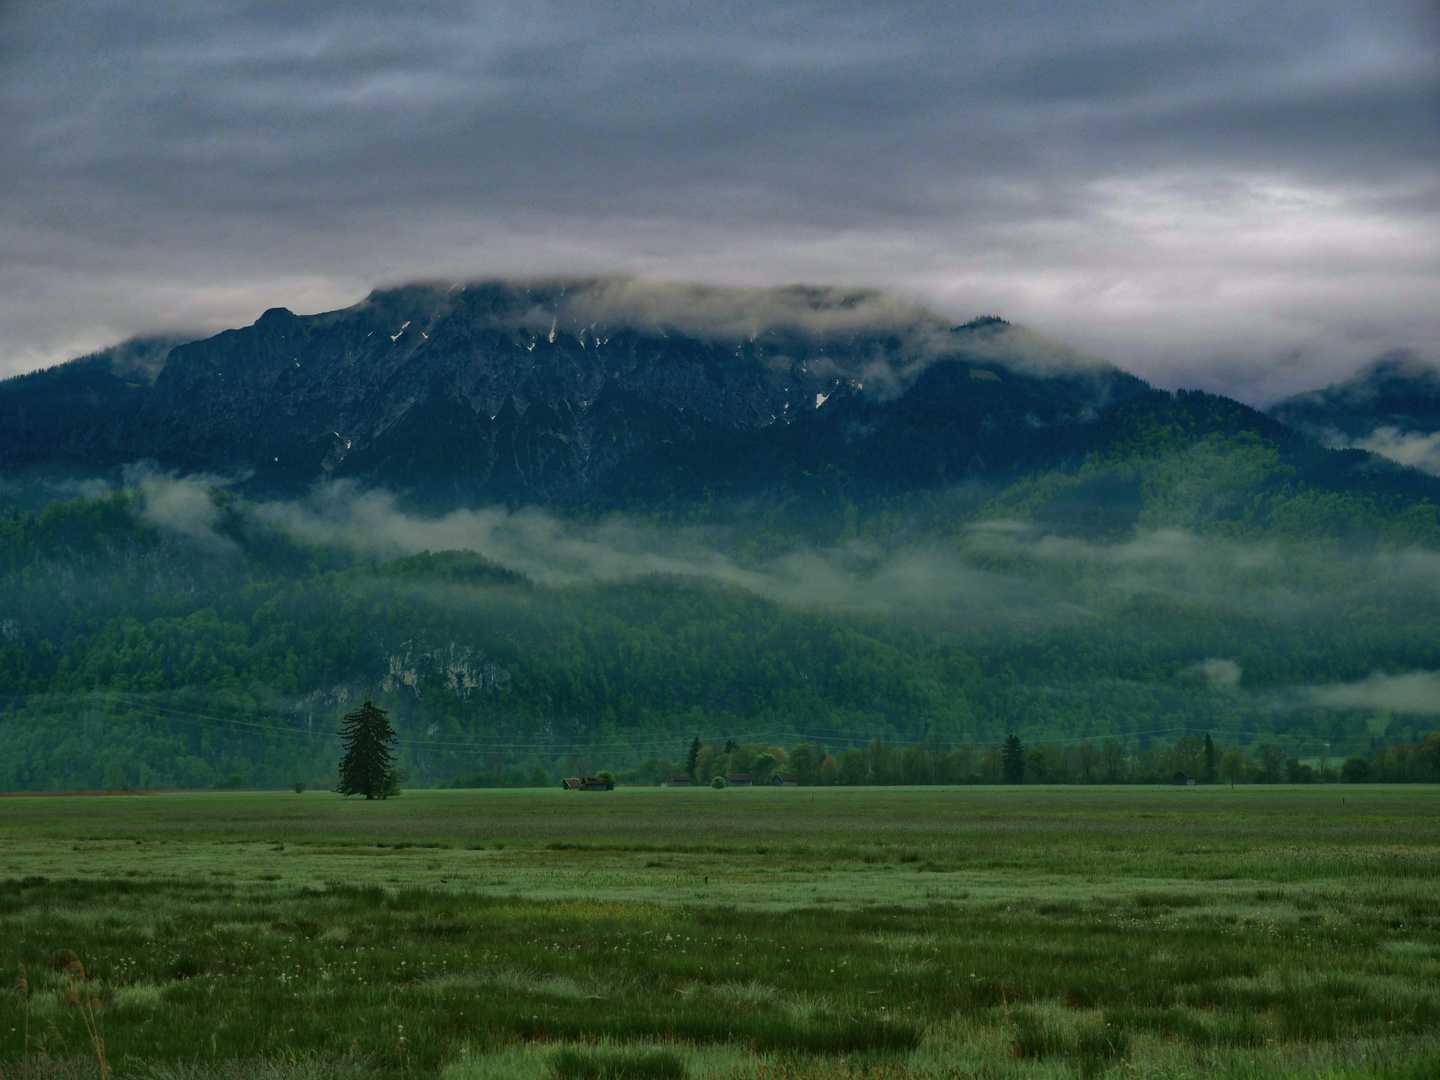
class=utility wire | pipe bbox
[32,689,1377,759]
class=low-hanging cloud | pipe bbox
[1305,671,1440,715]
[111,473,1440,629]
[123,465,238,553]
[526,278,1108,375]
[965,521,1306,613]
[250,480,1021,616]
[517,278,938,342]
[1195,658,1243,688]
[361,277,1116,407]
[1345,427,1440,477]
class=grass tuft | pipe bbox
[547,1046,686,1080]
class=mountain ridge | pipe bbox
[1269,351,1440,477]
[0,278,1144,504]
[4,279,1440,789]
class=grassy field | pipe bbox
[2,785,1438,1079]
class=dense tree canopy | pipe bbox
[4,389,1440,791]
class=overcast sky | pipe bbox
[1,0,1436,403]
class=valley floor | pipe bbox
[1,786,1437,1079]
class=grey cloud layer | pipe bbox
[2,1,1436,399]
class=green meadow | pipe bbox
[2,786,1438,1079]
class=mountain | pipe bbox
[1269,352,1440,476]
[0,279,1146,504]
[4,279,1440,791]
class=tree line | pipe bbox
[609,730,1440,787]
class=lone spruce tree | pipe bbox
[335,695,401,799]
[1001,734,1026,784]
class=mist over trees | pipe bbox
[5,380,1440,790]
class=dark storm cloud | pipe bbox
[1,0,1437,400]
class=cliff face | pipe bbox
[0,278,1147,503]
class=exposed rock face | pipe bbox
[0,278,1147,503]
[382,642,511,699]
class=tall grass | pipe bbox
[547,1047,686,1079]
[1,788,1437,1078]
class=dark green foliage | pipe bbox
[8,375,1440,791]
[1344,756,1373,782]
[1001,735,1025,784]
[335,697,399,799]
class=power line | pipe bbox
[10,689,1379,759]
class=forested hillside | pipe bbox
[4,282,1440,790]
[1269,352,1440,478]
[5,380,1440,790]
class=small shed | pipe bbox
[1172,771,1196,786]
[772,773,798,786]
[580,776,610,791]
[560,777,583,791]
[664,774,692,787]
[725,773,752,787]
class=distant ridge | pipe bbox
[1269,352,1440,476]
[0,277,1144,504]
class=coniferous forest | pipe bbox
[5,397,1440,791]
[5,287,1440,791]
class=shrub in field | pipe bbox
[712,776,726,789]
